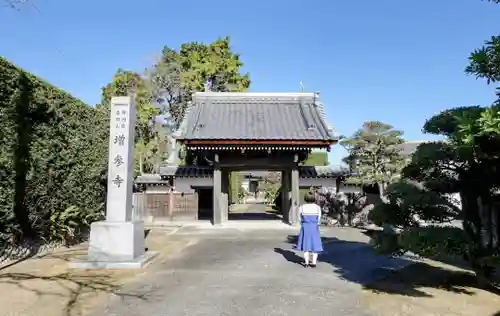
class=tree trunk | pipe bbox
[377,182,388,203]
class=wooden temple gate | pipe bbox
[134,92,351,225]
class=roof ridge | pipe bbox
[315,101,336,138]
[307,101,330,138]
[178,92,339,142]
[298,98,316,130]
[193,92,317,98]
[173,101,197,138]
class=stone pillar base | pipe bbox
[69,221,158,269]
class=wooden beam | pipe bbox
[181,139,337,146]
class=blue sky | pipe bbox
[1,0,499,164]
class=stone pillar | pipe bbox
[281,170,290,223]
[212,168,222,225]
[168,186,175,219]
[290,168,300,226]
[221,169,230,222]
[72,96,157,269]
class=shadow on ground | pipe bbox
[228,203,283,220]
[0,250,149,316]
[275,234,499,298]
[0,229,154,316]
[228,212,281,220]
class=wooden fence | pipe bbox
[132,192,199,222]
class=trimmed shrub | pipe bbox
[0,57,108,245]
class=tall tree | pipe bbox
[341,121,405,197]
[372,105,500,284]
[99,69,165,174]
[466,0,500,102]
[147,36,251,129]
[369,0,500,284]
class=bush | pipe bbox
[0,57,108,245]
[399,226,469,258]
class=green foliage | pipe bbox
[341,121,405,195]
[237,189,247,203]
[368,181,460,228]
[370,230,403,255]
[48,205,103,244]
[371,103,500,284]
[229,173,243,204]
[399,226,469,258]
[466,36,500,101]
[147,36,251,129]
[369,7,500,268]
[0,57,108,245]
[100,37,251,172]
[466,1,500,101]
[303,151,329,166]
[262,182,280,203]
[99,70,164,175]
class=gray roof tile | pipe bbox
[178,92,337,141]
[157,165,213,178]
[299,165,350,178]
[239,171,269,178]
[135,174,168,184]
[150,165,349,180]
[399,141,428,156]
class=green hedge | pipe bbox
[303,151,329,166]
[0,57,108,244]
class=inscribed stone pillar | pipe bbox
[290,168,300,225]
[212,168,222,225]
[105,96,135,222]
[76,96,156,268]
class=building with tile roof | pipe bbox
[135,92,349,225]
[399,140,428,156]
[175,92,338,149]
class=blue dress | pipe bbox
[296,204,323,252]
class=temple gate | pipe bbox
[135,92,351,225]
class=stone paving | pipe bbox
[90,226,416,316]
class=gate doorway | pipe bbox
[227,170,282,221]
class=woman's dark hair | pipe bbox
[304,191,316,203]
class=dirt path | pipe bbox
[0,228,198,316]
[361,259,500,316]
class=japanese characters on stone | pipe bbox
[111,105,129,188]
[115,108,128,129]
[114,134,126,146]
[112,174,124,188]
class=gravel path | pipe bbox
[90,227,415,316]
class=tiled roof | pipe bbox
[157,165,213,178]
[135,174,170,184]
[146,165,350,180]
[299,165,350,178]
[239,171,269,178]
[177,92,337,141]
[399,141,428,156]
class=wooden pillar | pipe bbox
[290,168,300,225]
[221,169,230,222]
[213,168,222,225]
[281,170,290,223]
[168,186,175,219]
[227,172,232,205]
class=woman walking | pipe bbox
[296,191,323,268]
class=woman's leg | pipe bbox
[303,251,310,265]
[311,252,318,266]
